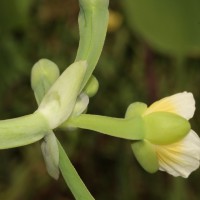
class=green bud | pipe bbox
[31,59,60,104]
[144,112,190,145]
[83,76,99,97]
[37,61,87,129]
[131,140,159,173]
[125,102,147,118]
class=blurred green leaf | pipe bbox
[0,0,32,31]
[121,0,200,56]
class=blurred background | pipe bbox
[0,0,200,199]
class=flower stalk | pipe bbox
[0,112,50,149]
[76,0,109,90]
[63,114,144,140]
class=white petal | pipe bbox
[155,130,200,178]
[144,92,195,120]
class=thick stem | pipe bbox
[0,112,50,149]
[76,0,109,90]
[64,114,144,140]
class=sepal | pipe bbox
[131,140,159,173]
[125,102,147,118]
[144,112,190,145]
[31,59,60,104]
[83,76,99,97]
[41,131,60,180]
[71,93,89,117]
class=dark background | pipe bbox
[0,0,200,199]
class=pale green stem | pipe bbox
[64,114,144,140]
[76,0,109,90]
[0,112,50,149]
[58,140,95,200]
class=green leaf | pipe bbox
[0,0,32,31]
[121,0,200,56]
[58,140,95,200]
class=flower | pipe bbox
[37,61,87,129]
[132,92,200,178]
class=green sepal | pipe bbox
[31,59,60,104]
[71,93,89,118]
[131,140,159,173]
[41,131,60,180]
[125,102,147,118]
[144,112,190,145]
[83,76,99,97]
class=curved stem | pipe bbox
[76,0,109,90]
[63,114,144,140]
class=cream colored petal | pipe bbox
[155,130,200,178]
[144,92,195,120]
